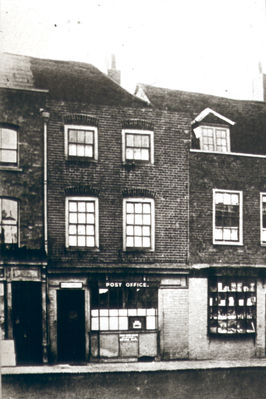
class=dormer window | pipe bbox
[192,108,235,153]
[200,126,230,152]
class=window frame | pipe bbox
[65,196,99,248]
[260,193,266,246]
[197,125,231,153]
[64,124,98,161]
[123,197,155,252]
[0,126,18,166]
[0,197,19,245]
[213,189,243,246]
[122,129,154,164]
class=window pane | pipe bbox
[69,213,77,223]
[69,225,77,235]
[126,134,134,147]
[141,135,150,148]
[77,145,85,156]
[77,130,85,143]
[86,236,95,247]
[69,236,77,246]
[85,145,93,157]
[0,150,17,163]
[143,237,151,247]
[126,203,134,213]
[134,135,142,147]
[109,317,118,330]
[77,236,86,246]
[126,225,134,235]
[78,202,86,212]
[135,236,142,247]
[86,213,95,224]
[86,202,95,212]
[146,316,156,330]
[126,237,134,247]
[141,149,149,161]
[91,317,99,330]
[1,129,17,149]
[126,149,134,159]
[135,215,142,225]
[2,225,17,244]
[68,130,77,142]
[86,225,95,235]
[68,144,77,156]
[133,149,142,160]
[85,131,94,144]
[77,225,85,235]
[119,317,128,330]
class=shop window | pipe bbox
[0,127,18,166]
[260,193,266,245]
[208,278,256,335]
[0,198,18,244]
[64,125,98,160]
[123,198,155,251]
[199,126,230,152]
[213,189,242,245]
[90,281,158,331]
[122,129,154,163]
[65,197,99,248]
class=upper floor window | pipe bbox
[122,129,154,163]
[65,196,99,248]
[64,125,98,160]
[213,189,242,245]
[0,127,18,165]
[123,198,155,251]
[260,193,266,245]
[200,126,230,152]
[0,198,18,244]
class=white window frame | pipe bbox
[213,189,243,246]
[194,125,231,153]
[260,193,266,246]
[123,197,155,251]
[65,196,99,248]
[122,129,154,164]
[64,125,98,160]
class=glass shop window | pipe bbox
[90,281,158,332]
[208,278,256,335]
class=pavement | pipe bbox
[3,358,266,375]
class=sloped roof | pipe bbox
[0,53,147,107]
[136,84,266,155]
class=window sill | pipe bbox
[66,157,98,164]
[0,166,22,172]
[65,246,100,252]
[213,241,243,246]
[123,248,154,254]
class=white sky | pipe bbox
[1,0,266,99]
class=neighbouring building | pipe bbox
[1,52,266,365]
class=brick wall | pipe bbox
[46,101,191,268]
[0,88,45,253]
[189,151,266,265]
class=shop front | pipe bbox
[89,277,159,361]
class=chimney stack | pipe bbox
[107,54,121,85]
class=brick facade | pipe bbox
[46,101,190,269]
[189,151,266,265]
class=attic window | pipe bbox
[198,126,230,153]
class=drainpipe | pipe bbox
[41,110,50,254]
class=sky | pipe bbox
[1,0,266,99]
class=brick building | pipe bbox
[0,53,192,364]
[2,52,266,365]
[137,84,266,359]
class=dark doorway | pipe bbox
[57,289,85,363]
[12,282,43,364]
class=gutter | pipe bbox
[41,110,50,254]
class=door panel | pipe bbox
[57,289,85,363]
[12,282,42,364]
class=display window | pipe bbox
[90,280,158,331]
[208,278,256,335]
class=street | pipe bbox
[3,367,266,399]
